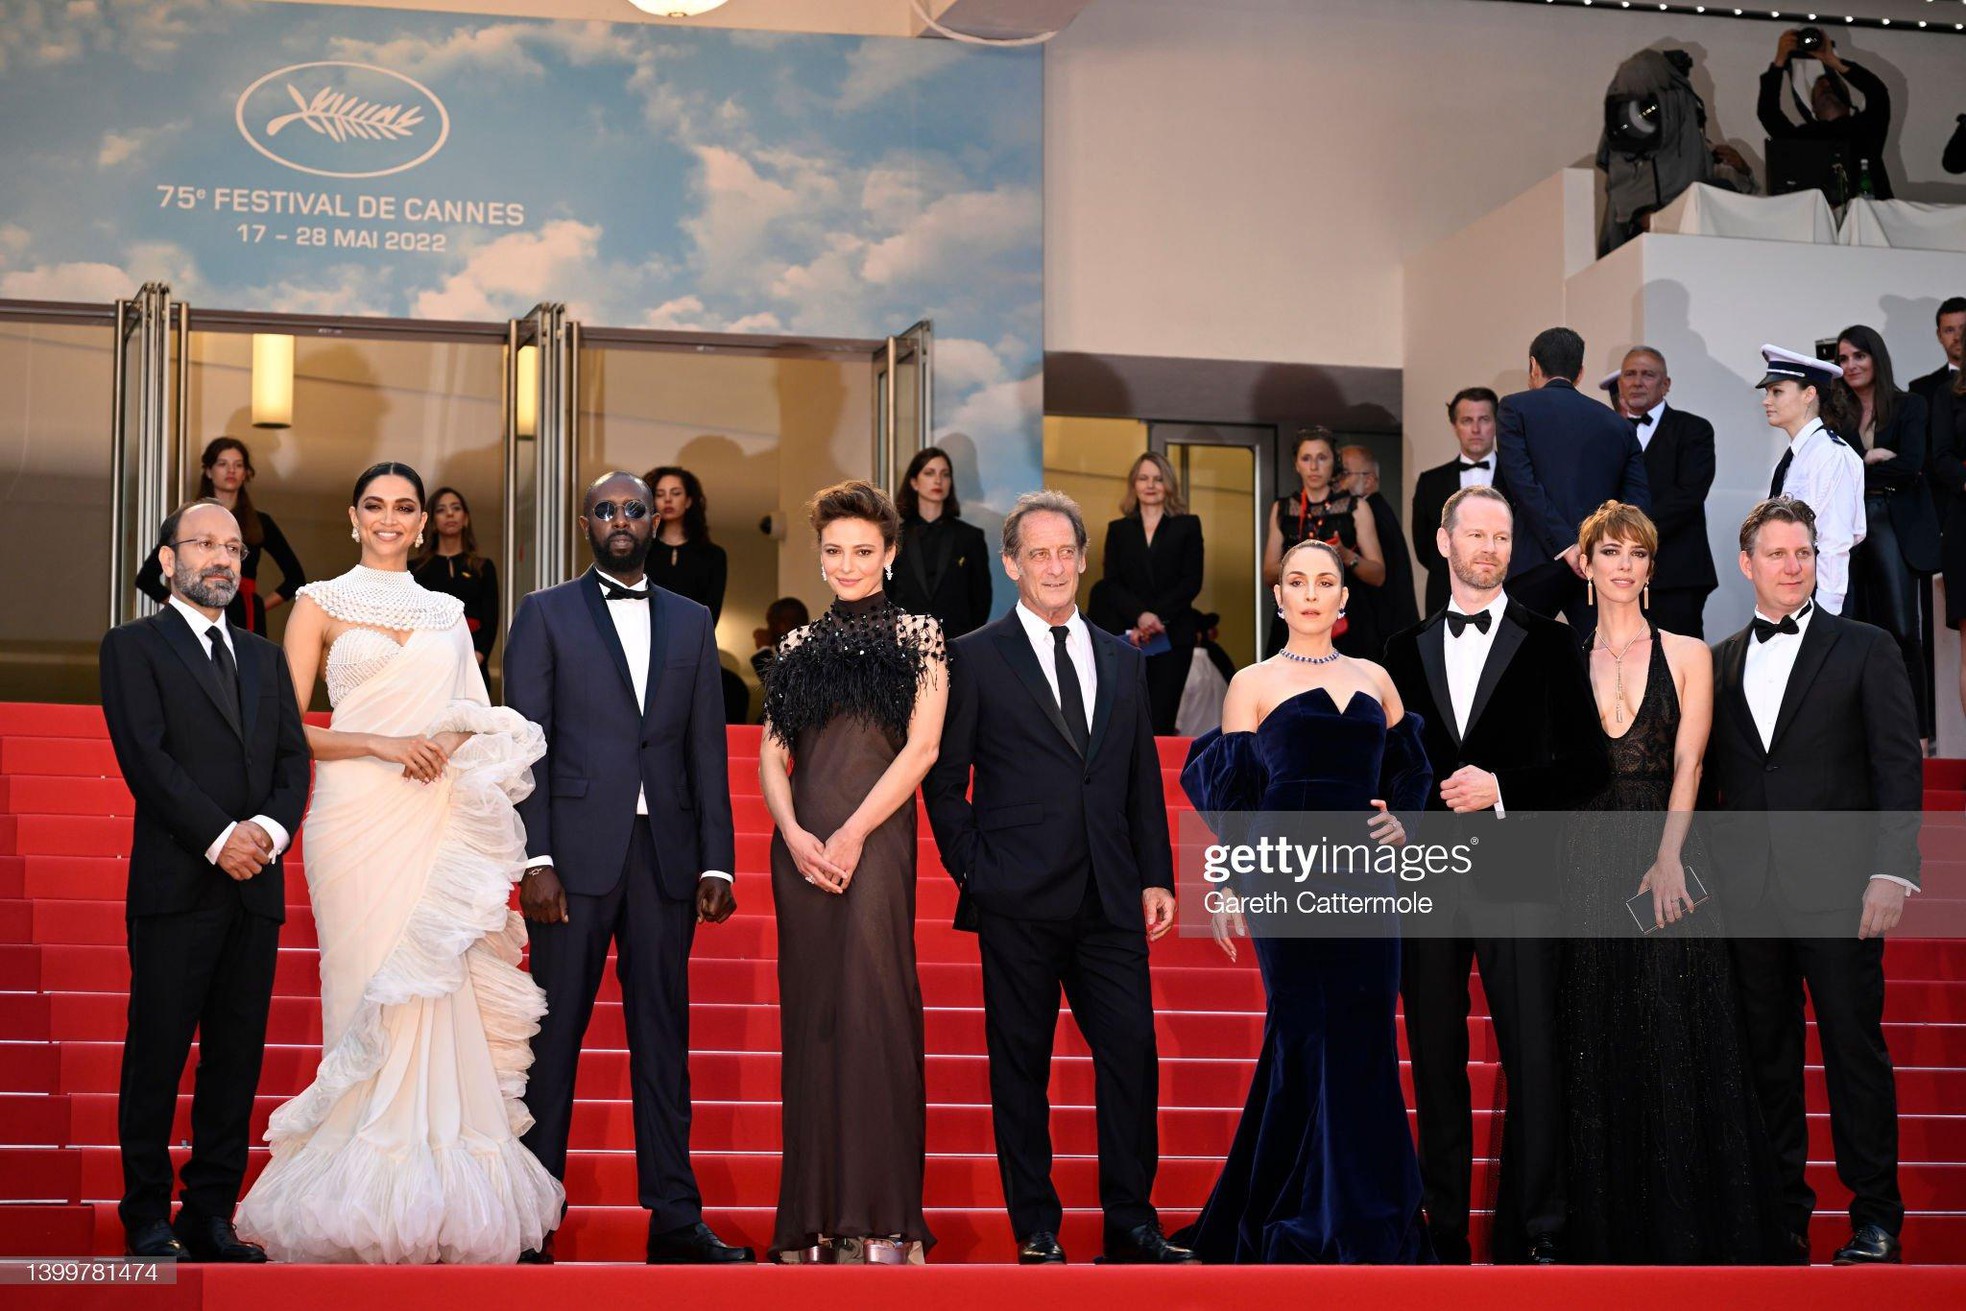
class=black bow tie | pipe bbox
[1445,609,1492,638]
[1630,412,1654,429]
[1752,608,1807,643]
[1457,458,1491,471]
[599,577,648,602]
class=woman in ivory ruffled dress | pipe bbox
[234,461,562,1263]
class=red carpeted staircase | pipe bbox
[3,700,1965,1268]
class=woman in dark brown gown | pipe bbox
[759,481,948,1264]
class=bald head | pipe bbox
[157,499,243,614]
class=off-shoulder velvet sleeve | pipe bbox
[1181,729,1266,847]
[1379,711,1434,815]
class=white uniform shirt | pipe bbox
[1774,417,1865,615]
[1014,602,1096,732]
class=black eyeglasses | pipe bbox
[171,537,246,561]
[589,500,650,523]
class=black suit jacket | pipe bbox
[888,515,994,638]
[1918,365,1966,540]
[1704,611,1922,914]
[99,607,311,921]
[1638,405,1719,593]
[1382,601,1609,902]
[1346,492,1419,658]
[1497,379,1651,574]
[1856,391,1942,575]
[1411,460,1506,616]
[503,568,735,900]
[925,611,1172,928]
[1093,514,1204,649]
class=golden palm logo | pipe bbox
[266,85,427,144]
[236,61,451,179]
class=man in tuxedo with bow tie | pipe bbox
[100,500,311,1261]
[1412,387,1507,616]
[1382,485,1609,1264]
[1705,496,1919,1265]
[1608,347,1718,637]
[503,471,753,1265]
[925,490,1193,1266]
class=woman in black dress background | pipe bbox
[759,481,944,1264]
[1561,500,1786,1264]
[1094,451,1203,734]
[410,486,500,670]
[136,436,305,634]
[886,446,993,638]
[644,465,728,621]
[1261,428,1383,657]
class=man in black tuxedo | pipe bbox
[1705,497,1920,1266]
[1381,485,1609,1265]
[1607,346,1718,637]
[1412,387,1505,617]
[1914,298,1962,724]
[1497,328,1650,628]
[1339,444,1420,657]
[1908,297,1962,480]
[925,490,1193,1266]
[504,472,752,1265]
[99,500,310,1261]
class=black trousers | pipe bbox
[1506,560,1590,630]
[1851,499,1930,740]
[1400,927,1563,1262]
[1644,585,1710,640]
[1729,934,1901,1236]
[977,886,1159,1240]
[523,818,702,1232]
[119,893,279,1226]
[1143,644,1191,736]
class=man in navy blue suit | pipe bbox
[1496,327,1651,628]
[503,471,753,1265]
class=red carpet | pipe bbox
[4,698,1965,1295]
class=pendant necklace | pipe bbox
[1595,625,1649,724]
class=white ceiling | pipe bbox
[259,0,1099,40]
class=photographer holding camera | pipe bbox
[1759,28,1894,200]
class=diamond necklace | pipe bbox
[1277,646,1341,665]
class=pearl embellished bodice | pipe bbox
[300,566,468,709]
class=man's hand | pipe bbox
[520,863,570,925]
[1712,143,1749,173]
[1440,765,1500,814]
[1819,41,1848,75]
[697,877,737,925]
[1858,878,1907,940]
[1143,887,1177,942]
[216,822,273,881]
[1560,543,1586,579]
[1775,30,1798,67]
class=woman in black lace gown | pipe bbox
[1561,501,1788,1264]
[1261,428,1385,657]
[759,481,946,1264]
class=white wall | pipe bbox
[1045,0,1966,370]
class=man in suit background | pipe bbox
[1607,346,1718,637]
[1497,328,1651,628]
[100,499,311,1261]
[1413,387,1504,617]
[925,490,1193,1266]
[1382,485,1610,1265]
[1339,444,1420,657]
[1704,496,1920,1265]
[1913,298,1962,726]
[504,471,752,1266]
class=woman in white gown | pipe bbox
[235,462,563,1263]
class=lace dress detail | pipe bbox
[298,564,463,633]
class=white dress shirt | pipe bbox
[1442,592,1510,817]
[1773,417,1866,616]
[168,595,291,866]
[1632,400,1667,452]
[1741,601,1914,895]
[1014,601,1096,733]
[1457,452,1496,491]
[529,572,730,882]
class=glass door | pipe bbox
[108,284,189,628]
[873,319,931,495]
[1150,423,1275,672]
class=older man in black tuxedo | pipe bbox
[504,471,751,1266]
[925,490,1192,1267]
[1382,485,1609,1265]
[1497,328,1650,628]
[1607,346,1717,637]
[100,500,311,1261]
[1705,497,1921,1266]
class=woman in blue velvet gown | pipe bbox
[1179,538,1433,1264]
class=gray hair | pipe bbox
[1001,489,1089,557]
[1337,444,1380,476]
[1624,344,1669,374]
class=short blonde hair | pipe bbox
[1577,499,1658,559]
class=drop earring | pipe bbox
[819,566,827,583]
[1642,584,1651,610]
[414,533,424,548]
[350,527,360,542]
[1587,579,1595,605]
[884,563,893,582]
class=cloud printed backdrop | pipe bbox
[0,0,1043,507]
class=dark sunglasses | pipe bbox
[590,499,650,523]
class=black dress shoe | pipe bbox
[517,1234,554,1265]
[1832,1225,1902,1265]
[1100,1221,1199,1264]
[172,1213,267,1263]
[1781,1230,1812,1266]
[1526,1233,1560,1265]
[1017,1231,1066,1264]
[1428,1226,1472,1266]
[646,1220,755,1264]
[124,1220,186,1259]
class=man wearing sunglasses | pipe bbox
[503,471,752,1265]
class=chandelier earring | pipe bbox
[350,527,360,542]
[414,532,424,548]
[884,563,893,582]
[819,565,827,584]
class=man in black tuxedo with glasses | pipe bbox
[99,499,311,1261]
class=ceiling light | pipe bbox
[626,1,730,17]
